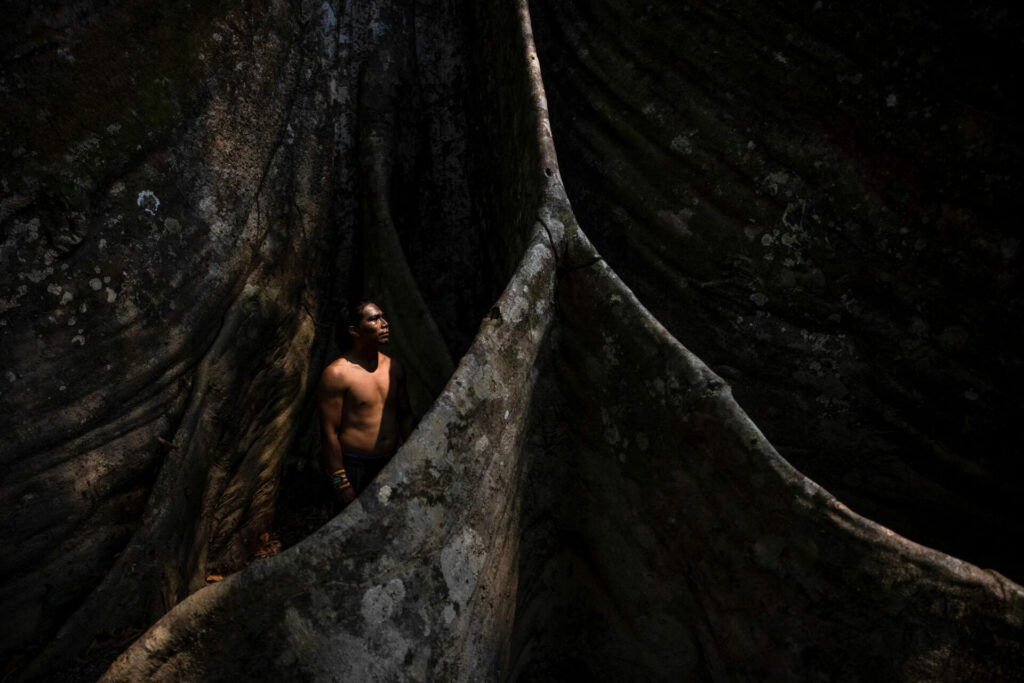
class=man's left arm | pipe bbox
[395,359,415,441]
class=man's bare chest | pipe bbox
[345,372,391,409]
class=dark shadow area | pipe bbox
[507,243,1024,681]
[528,0,1024,583]
[508,272,717,681]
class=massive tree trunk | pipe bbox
[1,0,1021,680]
[529,0,1024,583]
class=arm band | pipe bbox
[331,468,351,490]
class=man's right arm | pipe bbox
[317,365,355,504]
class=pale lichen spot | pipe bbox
[143,624,172,652]
[439,527,484,608]
[469,366,503,401]
[72,335,85,346]
[115,297,140,325]
[89,278,103,291]
[763,171,790,196]
[210,221,231,240]
[198,196,217,219]
[360,578,406,626]
[136,190,160,215]
[670,134,693,155]
[377,484,392,506]
[320,1,338,31]
[21,267,54,283]
[106,288,117,303]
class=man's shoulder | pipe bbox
[320,357,357,387]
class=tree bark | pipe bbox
[1,0,1021,680]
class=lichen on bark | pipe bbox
[1,0,1022,680]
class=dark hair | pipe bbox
[346,300,375,329]
[338,300,370,350]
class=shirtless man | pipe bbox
[317,301,414,505]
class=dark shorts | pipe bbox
[342,451,394,494]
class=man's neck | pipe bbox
[347,342,379,370]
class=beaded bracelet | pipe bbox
[331,468,351,491]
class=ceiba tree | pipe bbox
[1,0,1021,680]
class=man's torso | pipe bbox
[333,353,399,456]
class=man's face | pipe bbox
[351,303,390,344]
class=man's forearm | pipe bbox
[323,438,344,472]
[322,435,354,498]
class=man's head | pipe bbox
[347,301,390,347]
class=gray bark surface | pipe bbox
[530,0,1024,579]
[1,0,1021,680]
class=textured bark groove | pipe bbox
[528,0,1024,581]
[3,0,342,673]
[510,228,1023,680]
[2,0,1022,680]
